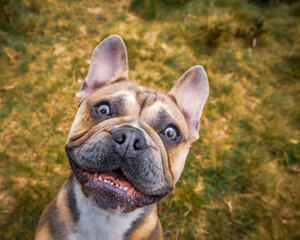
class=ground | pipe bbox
[0,0,299,239]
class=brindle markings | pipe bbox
[35,176,79,240]
[125,205,162,240]
[34,224,52,240]
[66,175,80,224]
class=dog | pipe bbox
[35,35,209,240]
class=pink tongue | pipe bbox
[100,173,132,189]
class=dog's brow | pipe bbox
[115,94,125,105]
[157,106,179,124]
[157,107,168,119]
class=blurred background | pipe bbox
[0,0,299,239]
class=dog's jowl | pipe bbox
[35,35,209,240]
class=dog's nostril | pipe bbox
[134,139,141,150]
[113,132,126,144]
[133,136,146,150]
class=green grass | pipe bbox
[0,0,299,239]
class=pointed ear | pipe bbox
[168,66,209,142]
[76,35,129,103]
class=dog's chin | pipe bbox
[69,160,168,213]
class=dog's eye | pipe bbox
[164,127,177,140]
[97,104,110,116]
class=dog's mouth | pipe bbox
[69,159,166,212]
[82,168,136,197]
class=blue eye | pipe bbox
[164,127,177,140]
[97,104,110,116]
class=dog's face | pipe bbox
[65,35,208,213]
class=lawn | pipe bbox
[0,0,299,239]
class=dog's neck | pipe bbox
[69,179,149,240]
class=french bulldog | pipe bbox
[35,35,209,240]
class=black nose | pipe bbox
[112,126,147,157]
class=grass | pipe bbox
[0,0,299,239]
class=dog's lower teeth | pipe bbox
[97,176,128,190]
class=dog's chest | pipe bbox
[70,211,140,240]
[68,182,143,240]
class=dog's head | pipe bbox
[65,35,209,213]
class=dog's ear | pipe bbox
[168,66,209,142]
[76,35,129,103]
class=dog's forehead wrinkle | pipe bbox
[136,89,157,104]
